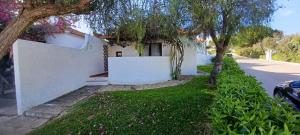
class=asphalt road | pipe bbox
[235,56,300,96]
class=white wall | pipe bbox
[108,57,171,85]
[108,45,139,57]
[266,50,272,61]
[197,54,212,65]
[196,44,212,65]
[108,43,197,75]
[162,43,171,56]
[108,43,171,57]
[181,46,198,75]
[46,33,85,49]
[13,37,104,115]
[85,35,105,75]
[48,33,105,75]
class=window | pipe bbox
[145,43,162,56]
[291,81,300,88]
[116,51,122,57]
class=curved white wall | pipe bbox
[13,37,104,115]
[108,57,171,85]
[46,33,85,49]
[85,35,105,75]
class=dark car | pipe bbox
[274,80,300,110]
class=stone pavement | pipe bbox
[0,86,101,135]
[0,92,17,117]
[0,78,192,135]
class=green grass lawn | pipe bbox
[198,65,213,73]
[30,76,215,135]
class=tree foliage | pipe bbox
[0,1,77,42]
[235,32,300,63]
[272,35,300,63]
[0,0,91,60]
[88,0,187,41]
[184,0,276,84]
[230,25,275,48]
[0,0,85,89]
[0,0,277,82]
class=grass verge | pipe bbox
[197,64,213,73]
[30,76,216,135]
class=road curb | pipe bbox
[270,60,300,66]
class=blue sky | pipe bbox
[271,0,300,35]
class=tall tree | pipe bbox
[0,0,91,60]
[186,0,276,84]
[88,0,189,79]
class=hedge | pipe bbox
[212,58,300,134]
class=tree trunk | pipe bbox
[0,0,91,60]
[209,43,227,85]
[0,14,34,61]
[170,38,184,80]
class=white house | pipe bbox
[12,28,202,114]
[105,40,198,85]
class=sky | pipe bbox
[72,15,93,34]
[271,0,300,35]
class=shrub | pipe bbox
[236,47,264,58]
[212,58,300,134]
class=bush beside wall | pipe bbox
[212,58,300,134]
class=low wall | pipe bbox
[181,46,198,75]
[85,35,105,75]
[108,57,171,85]
[13,38,103,114]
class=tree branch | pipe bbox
[0,0,91,61]
[22,0,91,19]
[209,27,218,46]
[224,34,231,46]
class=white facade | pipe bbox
[108,43,171,57]
[46,32,85,49]
[108,57,172,85]
[108,43,197,75]
[13,35,104,114]
[108,45,139,57]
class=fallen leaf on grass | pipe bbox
[87,115,95,120]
